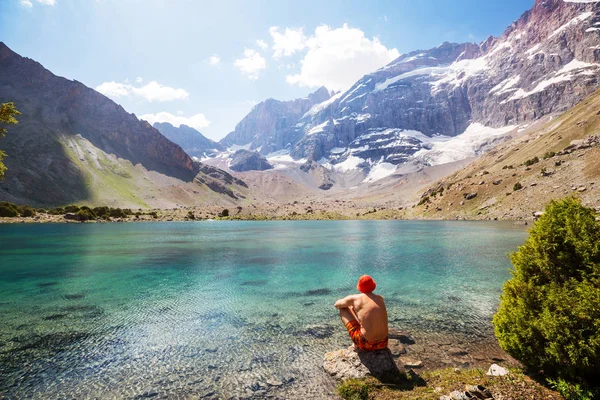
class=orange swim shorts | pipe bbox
[345,320,388,351]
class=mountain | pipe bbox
[153,122,224,159]
[219,86,332,154]
[411,86,600,220]
[0,42,246,207]
[225,0,600,175]
[228,150,273,172]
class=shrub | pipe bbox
[93,206,110,217]
[48,207,65,215]
[493,197,600,386]
[109,208,126,218]
[187,211,195,220]
[220,209,229,217]
[19,206,36,218]
[0,202,19,217]
[547,378,594,400]
[76,209,95,221]
[513,182,522,191]
[337,379,370,400]
[523,156,540,166]
[543,151,556,160]
[64,205,80,213]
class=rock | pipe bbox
[492,180,502,185]
[464,193,478,200]
[228,149,273,172]
[447,347,468,357]
[398,357,423,368]
[578,186,587,192]
[323,346,406,383]
[388,329,416,345]
[486,363,509,376]
[387,339,407,356]
[63,213,82,221]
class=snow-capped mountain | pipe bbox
[288,0,600,168]
[221,0,600,184]
[219,86,332,155]
[153,122,224,159]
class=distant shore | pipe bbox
[0,208,534,224]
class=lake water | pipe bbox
[0,221,527,399]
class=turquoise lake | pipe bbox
[0,221,528,399]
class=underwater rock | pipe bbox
[63,293,86,300]
[304,288,332,296]
[304,325,334,339]
[323,346,406,383]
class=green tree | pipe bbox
[493,197,600,387]
[0,102,21,180]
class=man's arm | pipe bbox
[334,294,358,309]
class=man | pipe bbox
[334,275,389,351]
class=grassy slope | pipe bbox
[59,134,246,209]
[410,88,600,220]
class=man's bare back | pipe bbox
[335,292,388,341]
[334,275,389,351]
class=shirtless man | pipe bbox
[334,275,389,351]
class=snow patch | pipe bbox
[334,156,365,172]
[415,123,517,166]
[307,120,330,135]
[363,162,397,183]
[303,92,343,118]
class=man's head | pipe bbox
[357,275,376,294]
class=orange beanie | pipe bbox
[357,275,376,294]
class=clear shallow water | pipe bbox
[0,221,527,399]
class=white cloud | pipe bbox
[95,80,189,102]
[135,76,143,83]
[19,0,33,7]
[256,39,268,50]
[269,26,306,58]
[286,24,400,91]
[234,49,266,80]
[140,112,211,132]
[36,0,55,4]
[208,54,220,66]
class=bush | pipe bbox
[523,156,540,166]
[0,202,19,217]
[19,206,36,218]
[76,209,96,221]
[338,379,370,400]
[220,209,229,217]
[48,207,65,215]
[64,205,80,213]
[543,151,556,160]
[109,208,126,218]
[493,197,600,386]
[187,211,195,220]
[513,182,523,191]
[547,378,594,400]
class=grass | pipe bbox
[337,367,562,400]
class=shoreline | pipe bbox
[0,210,534,224]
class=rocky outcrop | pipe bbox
[219,86,332,155]
[323,346,406,383]
[228,149,273,172]
[153,122,224,159]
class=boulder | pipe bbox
[228,149,273,172]
[486,363,509,376]
[323,346,406,383]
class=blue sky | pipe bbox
[1,0,533,140]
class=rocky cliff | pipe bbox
[228,150,273,172]
[153,122,224,159]
[219,86,332,155]
[0,42,245,206]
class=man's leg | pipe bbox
[339,307,357,325]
